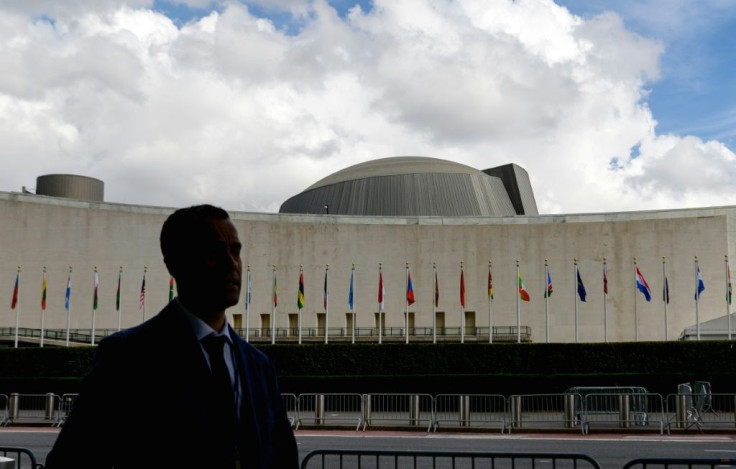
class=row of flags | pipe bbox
[8,267,173,312]
[9,258,730,313]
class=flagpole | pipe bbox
[65,266,72,347]
[488,260,493,344]
[574,259,579,344]
[516,260,521,344]
[433,262,437,345]
[13,266,21,349]
[245,266,251,343]
[116,266,123,331]
[324,264,329,345]
[460,261,465,344]
[727,255,732,340]
[351,264,356,345]
[663,257,668,341]
[405,263,410,344]
[545,259,550,343]
[695,256,700,341]
[378,262,383,345]
[272,265,276,345]
[91,266,97,345]
[603,258,608,343]
[40,266,46,348]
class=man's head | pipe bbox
[160,204,242,318]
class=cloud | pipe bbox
[0,0,735,214]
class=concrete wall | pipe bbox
[2,191,735,342]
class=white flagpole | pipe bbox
[726,255,732,340]
[663,257,669,341]
[65,266,72,347]
[272,265,276,345]
[634,258,639,342]
[91,266,98,345]
[574,259,579,344]
[378,263,383,345]
[460,261,465,344]
[351,264,356,345]
[695,256,700,341]
[603,258,608,343]
[40,266,46,348]
[245,265,251,343]
[324,264,329,345]
[488,260,493,344]
[405,263,409,345]
[516,260,521,344]
[545,259,550,343]
[433,262,437,345]
[13,266,21,349]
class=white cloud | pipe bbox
[1,0,735,214]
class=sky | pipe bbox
[1,0,735,215]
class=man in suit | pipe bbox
[46,204,299,468]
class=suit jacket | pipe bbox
[45,301,298,469]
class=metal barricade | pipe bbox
[281,393,299,429]
[363,394,434,431]
[580,392,665,434]
[0,395,8,426]
[57,393,78,427]
[300,449,603,469]
[623,457,736,469]
[297,393,363,430]
[0,446,43,468]
[6,393,61,426]
[667,392,736,432]
[508,394,579,433]
[433,394,507,433]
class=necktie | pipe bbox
[202,335,239,467]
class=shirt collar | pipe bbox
[177,298,232,344]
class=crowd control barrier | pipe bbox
[0,447,43,469]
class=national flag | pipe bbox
[93,269,99,310]
[65,272,72,311]
[139,271,146,309]
[434,269,439,307]
[273,271,278,307]
[488,267,493,300]
[168,276,175,301]
[378,270,385,310]
[406,270,415,306]
[245,268,252,311]
[41,270,47,310]
[460,269,466,308]
[518,273,530,302]
[10,270,19,310]
[115,268,122,311]
[544,266,553,298]
[348,270,354,310]
[635,266,651,302]
[695,265,705,300]
[603,264,608,295]
[663,276,670,304]
[577,268,587,302]
[297,271,305,309]
[728,262,732,306]
[323,268,328,310]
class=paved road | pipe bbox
[2,427,736,468]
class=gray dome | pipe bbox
[279,156,537,217]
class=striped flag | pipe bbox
[434,268,439,307]
[518,273,530,302]
[273,270,278,307]
[406,269,415,306]
[65,271,72,311]
[41,269,47,310]
[544,265,553,298]
[93,269,99,311]
[378,269,385,310]
[10,270,19,310]
[139,270,146,309]
[116,267,122,311]
[169,276,175,301]
[297,270,305,309]
[488,266,493,300]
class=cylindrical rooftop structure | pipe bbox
[36,174,104,202]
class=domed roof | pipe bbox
[279,156,537,217]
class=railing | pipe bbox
[300,450,603,469]
[0,447,43,469]
[622,458,736,469]
[1,325,532,345]
[4,390,735,434]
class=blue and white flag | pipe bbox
[695,265,706,301]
